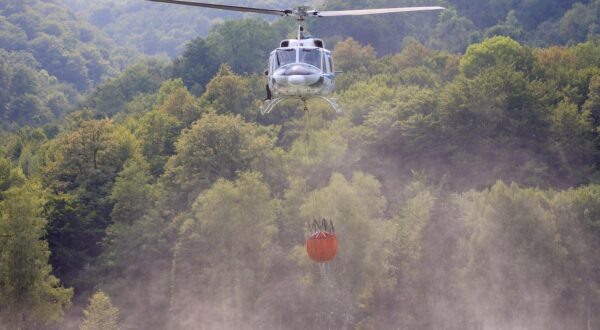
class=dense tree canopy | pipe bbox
[62,0,299,58]
[0,0,138,129]
[2,1,600,329]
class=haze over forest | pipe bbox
[0,0,599,329]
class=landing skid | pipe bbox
[262,96,340,115]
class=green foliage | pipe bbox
[206,19,287,74]
[63,0,298,58]
[155,78,185,106]
[287,119,348,188]
[110,153,156,225]
[458,182,567,328]
[135,110,181,176]
[44,119,118,191]
[312,0,440,55]
[484,10,525,41]
[460,36,535,77]
[170,172,279,328]
[549,101,595,183]
[87,60,170,117]
[437,65,553,188]
[0,156,12,194]
[202,65,255,119]
[339,75,399,125]
[0,180,72,328]
[0,52,78,127]
[311,0,583,56]
[41,119,135,288]
[80,291,119,330]
[362,85,438,155]
[332,37,376,73]
[158,86,202,127]
[299,172,392,327]
[4,2,600,328]
[383,182,440,328]
[44,193,90,288]
[552,185,600,313]
[162,112,276,208]
[172,38,219,93]
[4,126,49,176]
[1,0,124,88]
[557,1,600,45]
[583,74,600,126]
[429,8,478,53]
[96,221,171,330]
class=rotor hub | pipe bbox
[294,6,310,20]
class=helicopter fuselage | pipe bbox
[263,38,338,113]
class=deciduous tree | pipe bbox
[80,291,119,330]
[170,172,279,329]
[0,180,72,328]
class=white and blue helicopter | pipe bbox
[147,1,444,114]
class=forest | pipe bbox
[0,0,599,329]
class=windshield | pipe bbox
[299,48,322,69]
[276,49,296,67]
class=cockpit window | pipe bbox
[276,49,296,67]
[299,48,322,69]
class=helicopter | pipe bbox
[146,0,445,114]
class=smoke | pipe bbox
[53,70,599,330]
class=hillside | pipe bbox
[61,0,600,58]
[62,0,304,57]
[313,0,600,54]
[0,1,599,330]
[0,0,143,129]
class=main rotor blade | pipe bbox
[314,6,445,17]
[145,0,292,16]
